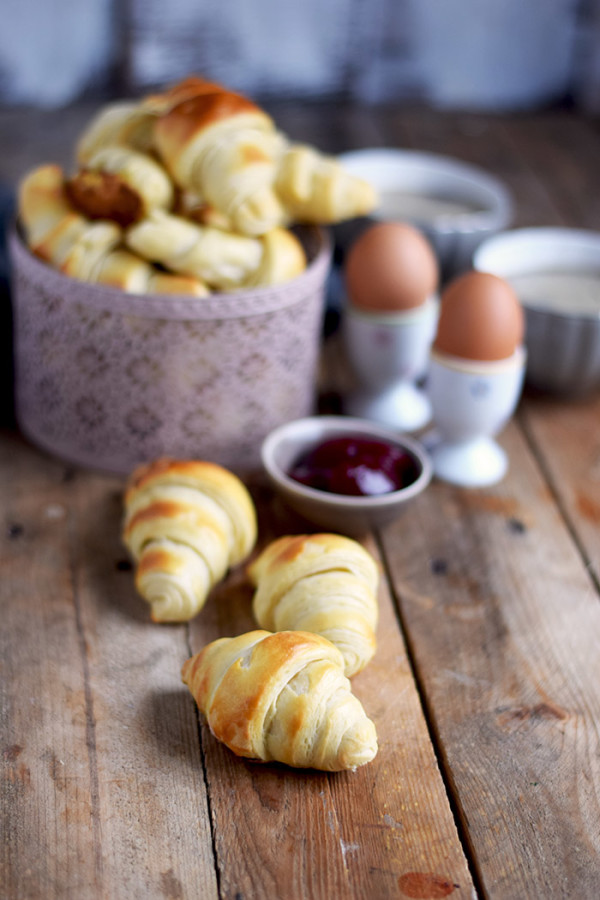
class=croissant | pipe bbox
[75,76,221,165]
[243,227,306,287]
[19,163,88,258]
[153,84,288,236]
[75,101,157,165]
[146,270,210,297]
[126,209,305,290]
[275,144,377,224]
[174,190,235,231]
[181,629,378,770]
[66,146,174,226]
[248,534,379,677]
[125,209,263,290]
[122,458,257,622]
[93,249,210,296]
[18,164,122,274]
[18,165,210,296]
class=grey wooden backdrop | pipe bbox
[1,0,599,111]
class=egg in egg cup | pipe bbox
[342,222,440,432]
[425,271,526,487]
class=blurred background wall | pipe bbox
[0,0,599,113]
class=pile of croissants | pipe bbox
[122,457,380,772]
[17,75,377,296]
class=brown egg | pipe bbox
[344,222,439,312]
[434,271,524,361]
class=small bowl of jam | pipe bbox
[261,415,432,535]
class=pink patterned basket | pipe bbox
[9,226,331,474]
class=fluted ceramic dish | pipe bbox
[474,227,600,395]
[261,415,432,535]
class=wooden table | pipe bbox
[2,102,600,899]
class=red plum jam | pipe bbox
[287,435,420,497]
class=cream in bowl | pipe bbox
[474,227,600,395]
[261,416,432,535]
[337,148,513,276]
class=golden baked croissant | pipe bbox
[248,534,379,677]
[243,227,306,287]
[93,249,210,296]
[76,102,157,165]
[67,146,174,226]
[18,163,122,274]
[126,209,305,290]
[125,209,263,290]
[75,76,221,165]
[275,144,377,224]
[174,189,235,231]
[181,629,378,770]
[19,163,88,257]
[122,458,257,622]
[18,165,210,296]
[153,83,288,236]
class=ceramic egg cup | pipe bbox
[425,347,526,487]
[343,296,439,432]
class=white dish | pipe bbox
[338,148,513,275]
[261,416,432,535]
[474,227,600,394]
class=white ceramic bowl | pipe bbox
[261,415,432,535]
[474,227,600,395]
[337,148,513,276]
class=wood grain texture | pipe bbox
[376,100,600,899]
[187,481,475,900]
[518,392,600,584]
[2,102,600,900]
[0,431,218,900]
[379,422,600,897]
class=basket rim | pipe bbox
[8,222,332,321]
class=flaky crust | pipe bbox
[248,534,379,677]
[75,101,156,165]
[125,209,304,290]
[67,147,174,226]
[141,75,226,115]
[153,90,271,168]
[18,165,210,296]
[152,82,286,237]
[244,227,306,287]
[123,458,257,622]
[275,144,377,224]
[181,630,378,770]
[20,76,377,294]
[125,209,263,290]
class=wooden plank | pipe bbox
[0,432,218,899]
[518,391,600,586]
[188,476,475,900]
[374,108,600,895]
[1,432,98,898]
[378,420,600,898]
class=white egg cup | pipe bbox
[342,296,439,432]
[425,346,526,487]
